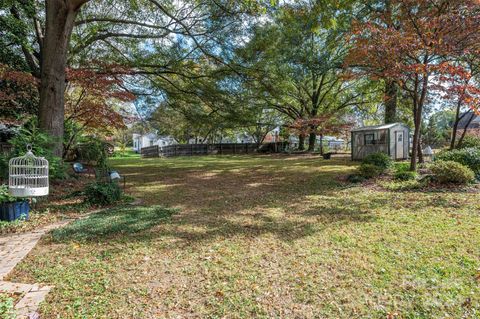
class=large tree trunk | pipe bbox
[298,134,306,151]
[38,0,84,157]
[307,132,316,152]
[384,80,397,124]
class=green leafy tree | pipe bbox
[238,1,376,151]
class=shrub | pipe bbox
[429,160,475,184]
[394,170,417,181]
[394,162,411,173]
[84,182,122,206]
[435,147,480,174]
[362,152,392,169]
[0,185,20,204]
[458,135,480,149]
[347,174,366,183]
[358,163,383,179]
[75,137,108,167]
[8,118,67,180]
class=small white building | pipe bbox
[351,123,410,160]
[322,136,345,151]
[156,136,178,147]
[132,133,177,152]
[288,135,345,150]
[187,133,256,145]
[235,133,256,144]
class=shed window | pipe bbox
[378,131,387,144]
[364,134,375,145]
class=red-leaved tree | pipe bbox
[0,64,38,124]
[431,60,480,148]
[347,0,480,170]
[63,65,135,157]
[288,115,353,154]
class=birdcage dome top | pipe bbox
[9,145,49,197]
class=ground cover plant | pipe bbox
[0,293,16,319]
[8,155,480,318]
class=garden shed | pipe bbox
[351,123,409,160]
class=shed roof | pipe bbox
[351,123,407,132]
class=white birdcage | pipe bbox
[9,145,49,197]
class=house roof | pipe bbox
[351,123,407,132]
[457,111,480,129]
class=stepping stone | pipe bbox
[15,286,53,319]
[0,219,78,317]
[0,281,36,294]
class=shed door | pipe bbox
[395,131,404,159]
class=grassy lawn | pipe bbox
[8,155,480,318]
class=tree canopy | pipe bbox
[1,0,480,165]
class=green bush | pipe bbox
[358,163,383,179]
[435,147,480,175]
[9,118,67,180]
[362,152,392,169]
[458,135,480,149]
[429,160,475,184]
[84,182,122,206]
[75,137,109,167]
[0,185,21,204]
[394,170,417,181]
[347,174,366,183]
[394,162,411,173]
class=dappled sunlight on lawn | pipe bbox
[8,155,480,318]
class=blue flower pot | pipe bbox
[0,201,30,222]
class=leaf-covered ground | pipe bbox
[8,155,480,318]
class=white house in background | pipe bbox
[156,135,178,147]
[132,133,178,152]
[288,135,345,150]
[187,132,256,145]
[322,136,345,151]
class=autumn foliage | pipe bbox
[347,0,480,85]
[346,0,480,169]
[65,65,135,134]
[432,63,480,115]
[0,64,38,124]
[288,115,353,136]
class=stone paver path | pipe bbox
[0,220,71,319]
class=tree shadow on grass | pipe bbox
[50,156,377,246]
[51,206,178,242]
[51,158,370,245]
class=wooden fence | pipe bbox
[141,145,161,158]
[141,142,287,158]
